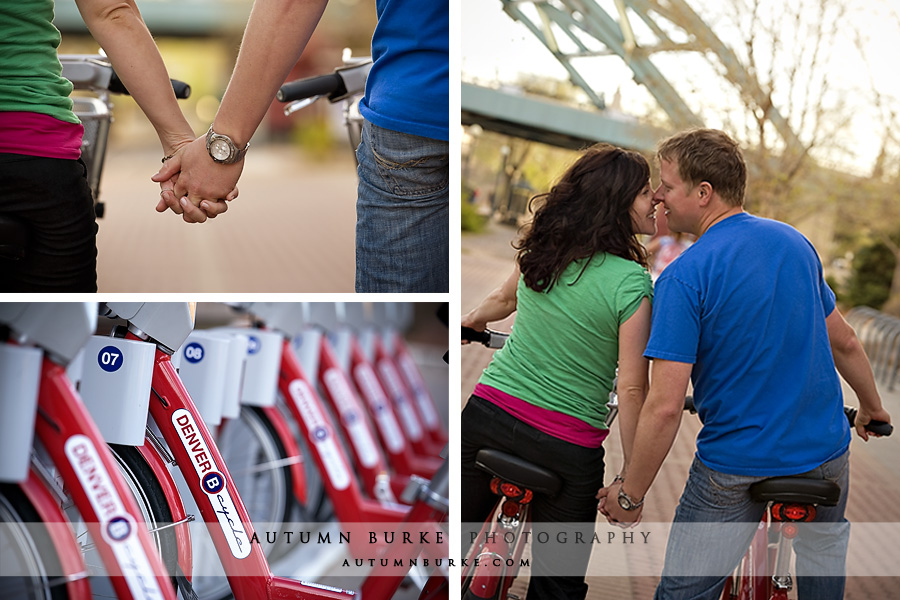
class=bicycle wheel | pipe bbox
[190,405,295,600]
[109,444,180,583]
[63,444,180,597]
[0,484,68,600]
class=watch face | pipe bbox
[210,138,232,161]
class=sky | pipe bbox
[461,0,900,175]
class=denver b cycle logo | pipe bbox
[202,471,227,494]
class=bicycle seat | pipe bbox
[0,214,29,260]
[475,449,562,497]
[749,477,840,506]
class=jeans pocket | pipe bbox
[366,123,448,198]
[705,469,753,508]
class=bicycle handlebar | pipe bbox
[60,55,190,99]
[108,71,190,99]
[461,326,509,349]
[277,73,345,103]
[844,405,893,436]
[278,59,372,104]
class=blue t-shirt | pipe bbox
[358,0,448,141]
[644,213,850,476]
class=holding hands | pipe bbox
[152,133,242,223]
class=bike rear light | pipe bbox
[501,499,521,518]
[771,502,816,522]
[490,478,533,503]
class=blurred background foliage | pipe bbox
[56,0,377,161]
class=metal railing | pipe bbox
[846,306,900,392]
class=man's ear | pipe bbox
[697,182,713,206]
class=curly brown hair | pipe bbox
[515,144,651,293]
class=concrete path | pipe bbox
[95,145,357,292]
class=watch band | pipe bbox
[206,125,250,164]
[618,487,645,510]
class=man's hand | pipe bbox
[854,406,892,441]
[598,480,643,527]
[152,136,242,223]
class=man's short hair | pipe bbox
[657,129,747,206]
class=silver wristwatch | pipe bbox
[206,126,249,164]
[617,487,645,511]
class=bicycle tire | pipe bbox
[0,484,68,600]
[109,444,180,587]
[63,444,180,598]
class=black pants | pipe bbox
[461,395,606,600]
[0,153,97,292]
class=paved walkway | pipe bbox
[462,221,900,599]
[95,145,357,292]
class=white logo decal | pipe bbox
[172,409,250,559]
[353,363,405,453]
[323,368,380,468]
[399,354,441,430]
[378,359,423,441]
[288,379,351,490]
[65,435,165,600]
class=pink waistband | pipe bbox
[0,112,83,160]
[474,383,609,448]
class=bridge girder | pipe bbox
[500,0,804,156]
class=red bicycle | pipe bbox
[718,407,892,600]
[0,303,181,600]
[3,302,449,600]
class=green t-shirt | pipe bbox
[0,1,78,123]
[479,254,653,429]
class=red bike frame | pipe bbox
[30,357,178,600]
[347,333,442,479]
[384,328,448,449]
[370,334,444,459]
[17,469,92,599]
[315,333,411,500]
[142,336,447,600]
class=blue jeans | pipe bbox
[355,121,448,293]
[655,452,850,600]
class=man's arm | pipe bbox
[602,358,692,525]
[825,308,891,440]
[154,0,329,221]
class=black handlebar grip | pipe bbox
[277,73,345,102]
[865,420,893,436]
[683,395,696,413]
[844,406,893,436]
[170,79,191,100]
[108,71,129,95]
[461,326,490,345]
[107,71,191,99]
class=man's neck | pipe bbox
[697,206,743,237]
